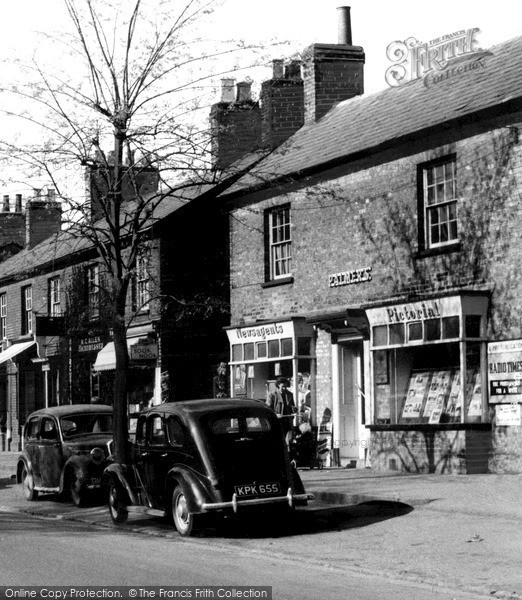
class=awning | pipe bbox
[93,341,132,372]
[0,341,36,365]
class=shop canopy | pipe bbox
[0,340,36,365]
[93,340,135,372]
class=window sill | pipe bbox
[367,422,491,432]
[261,276,294,289]
[415,242,461,259]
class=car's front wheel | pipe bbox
[108,481,128,525]
[21,466,38,501]
[171,487,198,537]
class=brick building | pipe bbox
[0,180,231,452]
[217,12,522,473]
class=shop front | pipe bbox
[225,318,315,422]
[364,292,491,474]
[93,325,160,431]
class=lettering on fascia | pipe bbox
[386,302,441,324]
[329,267,372,288]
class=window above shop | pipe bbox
[418,155,459,253]
[265,205,292,282]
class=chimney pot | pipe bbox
[47,188,56,200]
[236,81,252,103]
[337,6,352,45]
[272,59,284,79]
[285,60,302,80]
[220,78,236,103]
[2,195,9,212]
[15,194,22,212]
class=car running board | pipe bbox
[127,505,165,518]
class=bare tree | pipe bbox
[0,0,270,462]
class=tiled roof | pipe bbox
[223,36,522,196]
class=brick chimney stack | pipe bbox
[302,6,365,123]
[25,188,62,249]
[260,59,305,150]
[210,79,262,170]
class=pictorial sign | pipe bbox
[488,339,522,404]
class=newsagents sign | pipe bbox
[488,339,522,404]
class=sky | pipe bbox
[0,0,520,196]
[0,0,520,95]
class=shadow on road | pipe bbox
[199,500,415,539]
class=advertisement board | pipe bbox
[488,340,522,404]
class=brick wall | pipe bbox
[261,78,304,150]
[302,43,364,123]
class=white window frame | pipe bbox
[269,206,292,280]
[423,158,458,249]
[135,254,150,311]
[87,264,100,320]
[0,293,6,340]
[48,276,61,316]
[22,286,32,335]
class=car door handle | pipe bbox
[140,452,149,458]
[161,453,168,458]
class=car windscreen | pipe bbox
[60,413,113,439]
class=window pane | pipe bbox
[281,338,293,356]
[232,344,242,362]
[297,337,311,355]
[465,315,482,338]
[442,316,460,339]
[373,325,388,346]
[408,322,423,341]
[425,319,441,341]
[389,323,405,345]
[256,342,267,358]
[268,340,279,358]
[244,343,254,361]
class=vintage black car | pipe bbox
[17,404,113,506]
[103,398,313,536]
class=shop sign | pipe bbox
[130,343,158,361]
[227,321,294,343]
[78,336,104,353]
[488,339,522,403]
[329,267,372,288]
[496,404,521,426]
[366,296,460,327]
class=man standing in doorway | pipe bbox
[267,377,296,445]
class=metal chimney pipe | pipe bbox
[337,6,352,45]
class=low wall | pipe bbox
[368,424,492,474]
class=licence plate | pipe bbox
[234,482,281,497]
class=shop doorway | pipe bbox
[337,342,364,464]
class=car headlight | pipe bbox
[90,447,105,464]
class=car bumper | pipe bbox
[201,488,314,513]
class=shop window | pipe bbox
[442,316,459,339]
[268,340,279,358]
[419,156,458,251]
[256,342,267,358]
[465,315,482,338]
[424,319,441,341]
[266,205,292,280]
[281,338,293,356]
[373,325,388,347]
[244,343,254,361]
[297,337,311,355]
[408,322,423,342]
[231,344,242,362]
[389,324,405,345]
